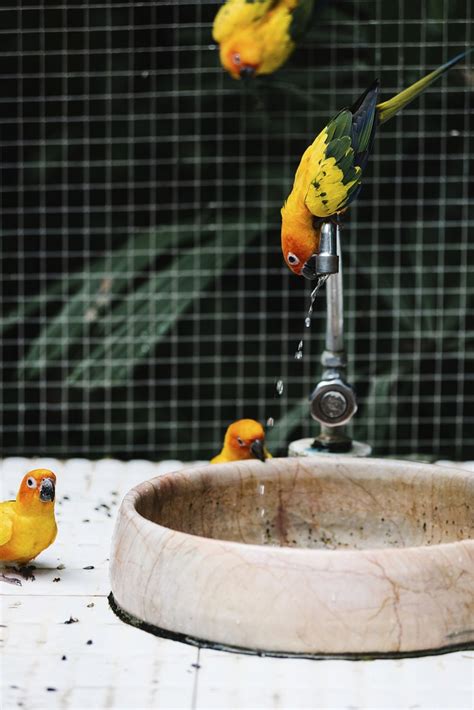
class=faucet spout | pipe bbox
[314,221,339,276]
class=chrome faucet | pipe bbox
[310,223,357,452]
[289,222,371,457]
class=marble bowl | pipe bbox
[109,457,474,656]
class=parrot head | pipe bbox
[224,419,269,461]
[17,469,56,509]
[220,33,261,79]
[281,205,321,278]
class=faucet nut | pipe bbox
[310,377,358,428]
[320,390,347,419]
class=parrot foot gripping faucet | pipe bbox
[289,222,371,458]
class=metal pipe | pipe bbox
[325,226,344,354]
[289,222,371,458]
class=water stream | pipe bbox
[294,274,329,361]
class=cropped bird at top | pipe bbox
[212,0,314,79]
[281,49,472,279]
[0,469,57,568]
[211,419,272,463]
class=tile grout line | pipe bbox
[191,646,201,710]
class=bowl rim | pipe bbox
[120,455,474,557]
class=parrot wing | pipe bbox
[0,502,15,546]
[304,82,379,218]
[288,0,315,42]
[303,111,362,218]
[213,0,277,42]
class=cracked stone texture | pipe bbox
[110,456,474,655]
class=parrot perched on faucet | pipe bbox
[281,49,472,278]
[211,419,272,463]
[212,0,315,79]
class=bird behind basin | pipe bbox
[213,0,315,79]
[211,419,272,463]
[281,49,472,279]
[0,469,57,565]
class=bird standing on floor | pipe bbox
[211,419,272,463]
[0,469,57,569]
[281,49,472,278]
[213,0,315,79]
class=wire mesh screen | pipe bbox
[1,1,473,460]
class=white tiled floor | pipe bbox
[1,457,473,710]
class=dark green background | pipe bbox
[1,1,473,459]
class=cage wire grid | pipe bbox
[0,1,473,460]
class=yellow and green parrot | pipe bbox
[281,49,472,278]
[212,0,315,79]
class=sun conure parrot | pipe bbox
[211,419,272,462]
[212,0,315,79]
[0,469,57,568]
[281,49,472,278]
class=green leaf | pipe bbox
[19,225,192,380]
[64,223,261,388]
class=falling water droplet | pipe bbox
[266,417,274,428]
[276,380,284,396]
[305,316,311,328]
[294,340,303,360]
[259,484,265,495]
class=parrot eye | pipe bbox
[26,477,37,489]
[287,252,300,266]
[233,52,241,66]
[237,436,245,447]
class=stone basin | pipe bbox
[109,457,474,656]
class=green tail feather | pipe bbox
[376,48,472,125]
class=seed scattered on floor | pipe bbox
[82,519,90,523]
[64,616,79,625]
[57,563,65,570]
[87,602,95,608]
[191,663,201,669]
[86,639,93,645]
[46,687,57,692]
[83,565,95,570]
[61,655,67,661]
[52,577,61,583]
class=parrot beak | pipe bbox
[239,66,256,79]
[39,477,55,502]
[302,256,318,280]
[250,439,266,462]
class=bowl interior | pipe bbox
[136,460,473,550]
